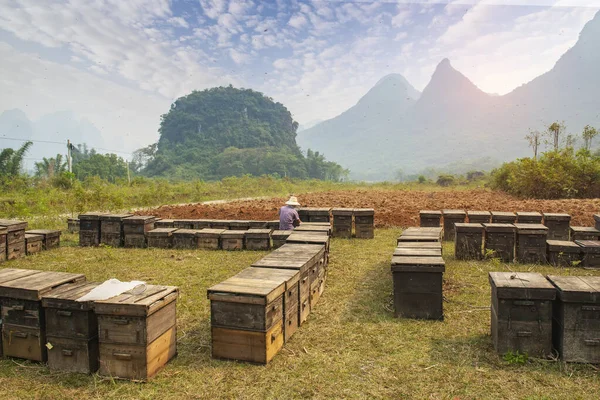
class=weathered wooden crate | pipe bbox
[42,281,100,373]
[0,270,86,362]
[0,227,6,263]
[391,256,445,320]
[229,220,250,231]
[208,269,286,364]
[67,218,80,233]
[0,219,28,260]
[147,228,177,249]
[79,213,103,247]
[306,208,331,223]
[154,219,175,228]
[547,240,582,267]
[420,210,442,227]
[483,223,516,262]
[332,208,353,238]
[209,220,230,230]
[294,224,331,236]
[491,211,517,224]
[95,285,178,381]
[252,244,325,325]
[266,220,280,230]
[25,234,43,256]
[197,229,224,250]
[172,229,201,249]
[595,214,600,232]
[467,211,491,224]
[100,214,133,247]
[287,232,330,253]
[442,210,466,241]
[395,241,443,255]
[454,223,484,260]
[248,221,268,229]
[245,229,272,251]
[220,230,245,250]
[192,219,213,230]
[271,230,292,249]
[26,229,61,250]
[514,224,549,264]
[123,216,156,248]
[354,208,374,225]
[547,275,600,363]
[543,213,571,240]
[575,240,600,268]
[296,208,309,222]
[489,272,555,357]
[570,226,600,241]
[516,211,543,224]
[173,219,195,229]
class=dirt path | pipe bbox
[136,189,600,228]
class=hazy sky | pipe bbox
[0,0,598,157]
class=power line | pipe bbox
[1,136,132,156]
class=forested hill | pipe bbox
[140,86,347,180]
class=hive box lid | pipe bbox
[237,266,299,291]
[396,242,442,249]
[488,272,555,300]
[99,213,134,221]
[393,248,442,257]
[251,243,325,272]
[207,268,286,304]
[543,213,571,220]
[25,229,62,237]
[547,275,600,303]
[442,209,466,216]
[516,211,542,217]
[483,223,516,233]
[467,210,491,216]
[294,225,330,233]
[574,240,600,252]
[155,219,175,224]
[455,223,484,232]
[0,270,86,301]
[570,226,600,234]
[123,215,157,224]
[354,208,374,216]
[25,233,43,242]
[546,240,581,252]
[513,223,549,234]
[78,212,107,221]
[491,211,516,217]
[0,219,28,231]
[221,230,246,238]
[41,281,101,311]
[147,228,178,237]
[420,210,442,216]
[197,228,225,238]
[287,233,329,244]
[94,285,178,317]
[391,256,445,272]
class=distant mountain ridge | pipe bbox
[298,11,600,180]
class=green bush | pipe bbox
[490,149,600,199]
[436,174,456,187]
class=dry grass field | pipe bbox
[1,231,599,399]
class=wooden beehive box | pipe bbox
[442,210,466,241]
[0,227,7,263]
[252,244,326,324]
[173,219,195,229]
[543,213,571,240]
[483,223,516,262]
[0,270,86,362]
[489,272,555,357]
[391,256,445,320]
[547,275,600,363]
[171,229,200,249]
[0,219,28,260]
[123,216,156,248]
[209,220,230,230]
[67,218,80,233]
[197,229,224,250]
[306,208,331,223]
[26,229,61,250]
[595,214,600,232]
[94,285,178,381]
[514,223,549,264]
[397,228,442,244]
[154,219,175,228]
[248,221,268,229]
[271,230,292,249]
[419,210,442,227]
[454,223,484,260]
[229,220,250,231]
[78,213,104,247]
[192,219,213,230]
[396,241,443,255]
[570,226,600,241]
[574,240,600,268]
[25,233,43,256]
[467,210,491,224]
[42,281,101,373]
[296,207,309,222]
[221,230,245,250]
[100,214,133,247]
[266,220,280,230]
[354,208,374,239]
[207,269,286,364]
[294,224,331,236]
[147,228,177,249]
[332,208,353,238]
[245,229,272,251]
[516,211,543,224]
[491,211,517,224]
[287,232,330,253]
[547,240,582,267]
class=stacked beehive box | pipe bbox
[147,228,177,248]
[25,229,61,250]
[595,214,600,231]
[173,219,195,229]
[197,229,224,250]
[575,240,600,268]
[0,219,28,260]
[221,230,245,250]
[305,208,331,223]
[229,220,250,231]
[154,219,175,228]
[42,282,100,373]
[397,227,442,244]
[79,213,103,247]
[172,229,201,249]
[514,224,548,264]
[245,229,271,250]
[25,233,43,255]
[419,210,442,227]
[123,216,156,248]
[100,214,133,247]
[489,272,555,357]
[547,240,582,267]
[454,223,484,260]
[467,211,491,224]
[331,208,353,238]
[0,270,85,361]
[491,211,517,224]
[483,223,516,262]
[543,213,571,240]
[354,208,375,239]
[516,211,543,224]
[570,226,600,241]
[271,230,292,249]
[442,210,465,241]
[94,285,179,380]
[293,224,331,237]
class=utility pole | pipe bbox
[67,139,72,173]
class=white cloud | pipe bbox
[168,16,189,28]
[229,48,250,64]
[392,9,412,27]
[199,0,227,19]
[394,31,409,41]
[288,14,309,29]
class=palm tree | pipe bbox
[35,154,68,179]
[0,141,33,177]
